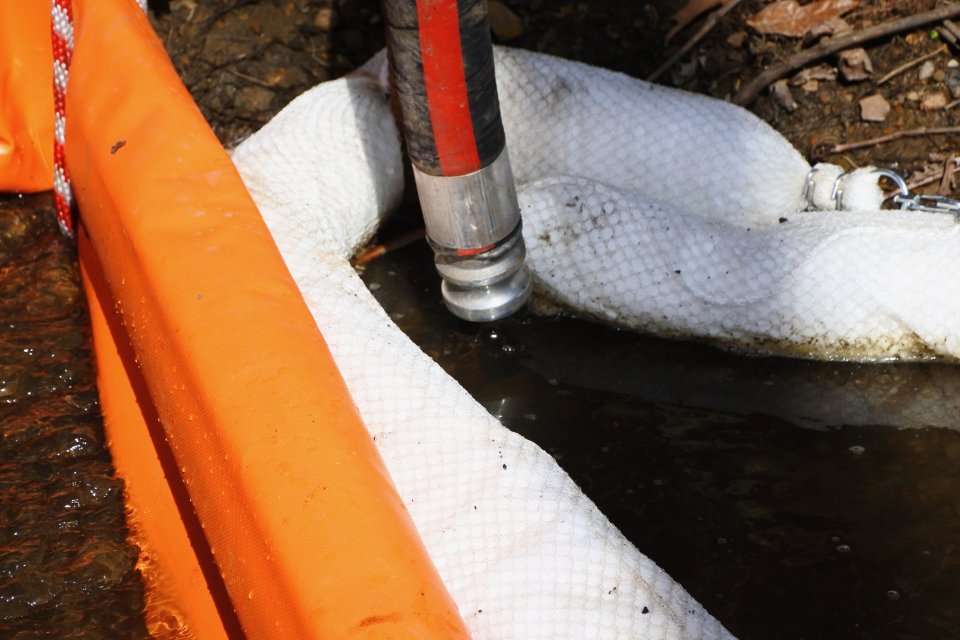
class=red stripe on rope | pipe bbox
[416,0,481,176]
[51,0,74,237]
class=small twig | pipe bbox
[910,173,946,192]
[352,228,426,267]
[939,156,958,195]
[228,68,276,89]
[648,0,746,82]
[943,19,960,40]
[734,3,960,106]
[827,125,960,154]
[877,44,947,85]
[878,171,948,202]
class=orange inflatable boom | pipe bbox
[1,0,471,638]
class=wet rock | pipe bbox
[919,60,936,81]
[68,540,138,591]
[0,196,147,637]
[0,570,64,620]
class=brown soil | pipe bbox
[153,0,960,196]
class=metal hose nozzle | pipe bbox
[383,0,531,321]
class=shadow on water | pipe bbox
[361,223,960,640]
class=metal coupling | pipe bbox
[413,148,532,321]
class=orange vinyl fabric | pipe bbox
[80,232,237,639]
[0,0,55,191]
[0,0,471,637]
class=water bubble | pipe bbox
[848,445,866,455]
[716,537,727,545]
[830,536,841,543]
[836,544,852,553]
[487,330,499,340]
[501,344,516,354]
[368,282,381,291]
[886,590,900,601]
[524,413,537,421]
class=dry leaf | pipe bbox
[810,16,852,38]
[838,48,873,82]
[665,0,738,42]
[859,94,890,122]
[747,0,859,38]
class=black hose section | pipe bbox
[459,0,505,169]
[381,0,506,176]
[381,0,437,171]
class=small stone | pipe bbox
[726,31,747,48]
[919,60,936,80]
[265,68,287,86]
[921,92,948,110]
[838,48,874,82]
[488,1,524,41]
[906,90,921,101]
[771,79,797,111]
[314,7,336,30]
[859,93,890,122]
[238,86,274,112]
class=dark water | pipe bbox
[361,231,960,640]
[0,195,148,638]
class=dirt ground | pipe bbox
[151,0,960,199]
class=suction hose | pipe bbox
[382,0,532,321]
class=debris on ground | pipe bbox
[150,0,960,201]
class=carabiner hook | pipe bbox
[873,168,960,217]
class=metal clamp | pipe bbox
[828,167,960,217]
[874,168,960,215]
